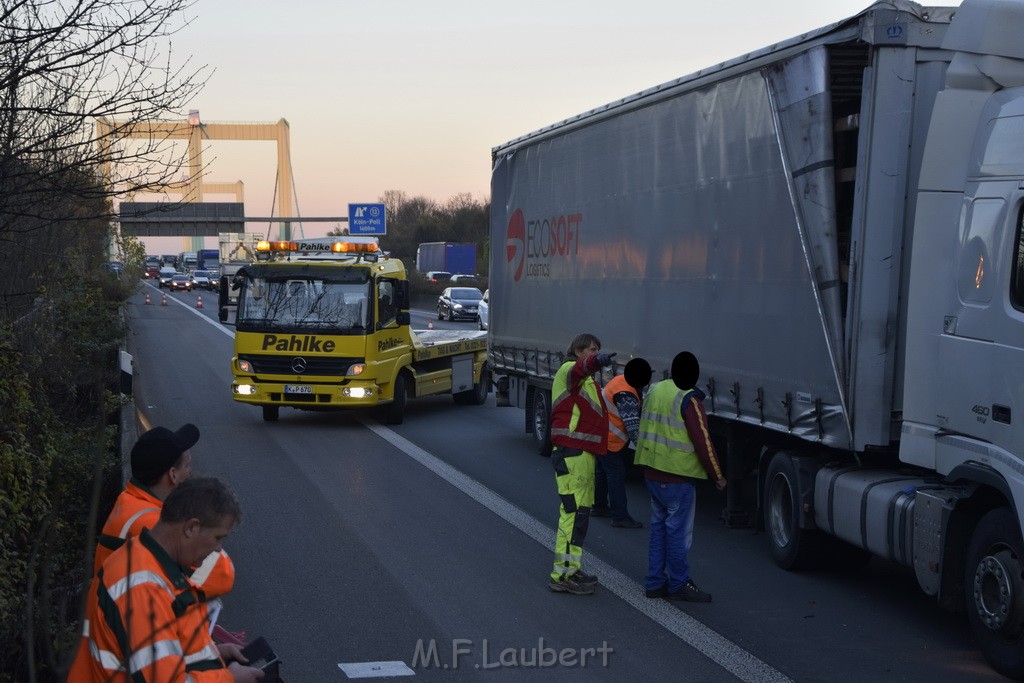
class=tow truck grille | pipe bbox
[239,354,362,376]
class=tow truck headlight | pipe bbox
[347,364,365,376]
[238,359,254,373]
[235,384,256,396]
[343,387,373,398]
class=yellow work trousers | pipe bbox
[550,446,595,581]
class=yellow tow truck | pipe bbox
[218,237,488,423]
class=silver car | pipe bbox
[478,289,489,330]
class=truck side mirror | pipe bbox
[396,311,410,326]
[396,280,410,310]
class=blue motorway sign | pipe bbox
[348,203,387,235]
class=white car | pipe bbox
[188,270,214,291]
[478,289,489,330]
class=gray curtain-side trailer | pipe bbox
[488,1,1024,675]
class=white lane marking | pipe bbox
[143,282,234,338]
[338,661,415,678]
[358,416,791,683]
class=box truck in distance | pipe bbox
[488,0,1024,676]
[416,242,476,275]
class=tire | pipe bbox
[454,366,489,406]
[437,306,445,321]
[386,373,407,425]
[965,507,1024,678]
[262,405,279,422]
[764,453,825,569]
[530,387,552,457]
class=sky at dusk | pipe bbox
[138,0,883,253]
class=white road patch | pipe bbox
[338,661,415,678]
[359,417,792,683]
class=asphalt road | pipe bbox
[126,282,1000,682]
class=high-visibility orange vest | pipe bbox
[603,374,639,453]
[93,481,235,597]
[68,530,232,682]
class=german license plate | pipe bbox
[284,385,313,394]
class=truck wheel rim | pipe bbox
[767,473,793,548]
[974,549,1023,636]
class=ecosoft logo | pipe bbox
[505,208,582,281]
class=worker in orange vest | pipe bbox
[593,358,653,528]
[92,423,235,598]
[68,477,263,682]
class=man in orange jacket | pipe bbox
[93,423,235,597]
[69,477,263,682]
[593,358,652,528]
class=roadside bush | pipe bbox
[0,266,126,682]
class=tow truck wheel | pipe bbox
[764,453,824,570]
[454,366,490,406]
[529,387,552,457]
[262,405,279,422]
[965,507,1024,678]
[386,373,407,425]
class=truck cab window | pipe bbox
[1013,206,1024,310]
[378,280,397,328]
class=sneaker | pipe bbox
[645,585,668,598]
[591,507,611,518]
[549,575,596,595]
[667,579,712,603]
[611,517,643,529]
[574,569,598,585]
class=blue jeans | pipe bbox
[594,448,631,521]
[645,479,696,592]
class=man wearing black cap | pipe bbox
[93,423,200,573]
[92,423,236,603]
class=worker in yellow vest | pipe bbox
[635,351,726,602]
[548,332,616,595]
[593,358,653,528]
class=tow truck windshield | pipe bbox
[236,278,370,333]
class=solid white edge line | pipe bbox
[143,282,235,338]
[357,416,792,683]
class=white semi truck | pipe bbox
[488,0,1024,675]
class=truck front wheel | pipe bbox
[764,454,823,570]
[965,507,1024,678]
[529,387,552,457]
[386,373,407,425]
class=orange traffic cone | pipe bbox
[161,293,168,306]
[144,292,151,305]
[427,318,433,330]
[196,294,204,309]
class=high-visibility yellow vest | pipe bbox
[550,359,608,452]
[634,380,705,478]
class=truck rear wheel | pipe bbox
[529,387,552,457]
[764,453,824,569]
[386,373,407,425]
[965,507,1024,678]
[454,366,489,406]
[262,405,279,422]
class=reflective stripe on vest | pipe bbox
[635,381,705,478]
[603,374,636,451]
[550,360,604,444]
[119,507,159,539]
